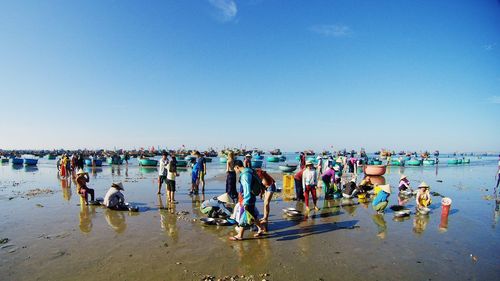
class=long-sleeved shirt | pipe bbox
[372,190,390,206]
[240,168,256,206]
[302,168,317,189]
[103,188,125,208]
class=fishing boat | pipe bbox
[270,149,282,155]
[407,159,421,166]
[253,155,264,160]
[279,156,287,162]
[457,159,463,164]
[390,160,404,166]
[139,158,158,167]
[267,156,280,163]
[24,158,38,166]
[251,160,263,168]
[1,158,9,163]
[422,159,435,166]
[462,158,470,164]
[185,155,196,162]
[363,165,387,176]
[204,157,213,163]
[12,158,24,165]
[278,164,297,173]
[447,159,459,165]
[219,157,227,164]
[369,160,383,165]
[47,155,56,160]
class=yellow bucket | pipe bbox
[283,174,294,190]
[374,185,381,195]
[357,193,366,199]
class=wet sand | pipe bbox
[1,157,499,280]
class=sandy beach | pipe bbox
[1,155,499,281]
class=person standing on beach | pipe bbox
[299,152,306,170]
[226,151,238,201]
[229,160,264,241]
[294,168,305,201]
[302,161,320,211]
[190,151,206,194]
[255,168,276,231]
[158,153,169,194]
[496,155,500,188]
[76,169,94,205]
[166,155,179,204]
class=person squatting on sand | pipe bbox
[103,182,126,210]
[372,184,391,214]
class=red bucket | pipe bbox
[441,197,452,217]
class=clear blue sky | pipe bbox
[0,0,499,152]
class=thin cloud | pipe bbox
[208,0,237,22]
[310,24,352,37]
[483,43,496,51]
[488,96,500,104]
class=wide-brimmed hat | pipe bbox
[245,154,251,157]
[418,181,430,189]
[400,175,407,180]
[333,165,339,171]
[217,193,232,204]
[305,161,313,166]
[380,184,391,194]
[76,169,85,175]
[112,182,124,190]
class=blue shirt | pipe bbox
[372,190,390,206]
[239,168,256,206]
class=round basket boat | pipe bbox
[139,159,158,167]
[278,164,297,173]
[422,159,435,166]
[251,160,263,168]
[407,159,421,166]
[363,165,387,176]
[267,156,280,163]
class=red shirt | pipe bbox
[255,169,275,186]
[294,169,305,181]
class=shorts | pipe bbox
[267,183,277,193]
[191,171,199,184]
[166,180,176,192]
[158,175,167,185]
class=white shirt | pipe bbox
[302,168,317,188]
[159,158,169,176]
[103,188,125,208]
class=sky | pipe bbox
[0,0,499,152]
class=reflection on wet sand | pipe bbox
[79,197,96,234]
[60,178,72,201]
[413,214,429,235]
[158,195,179,242]
[84,166,103,178]
[104,209,127,233]
[372,214,387,239]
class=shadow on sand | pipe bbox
[268,220,359,241]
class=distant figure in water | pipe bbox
[372,184,391,214]
[76,169,94,205]
[103,182,126,209]
[244,154,252,168]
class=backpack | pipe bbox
[243,169,266,196]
